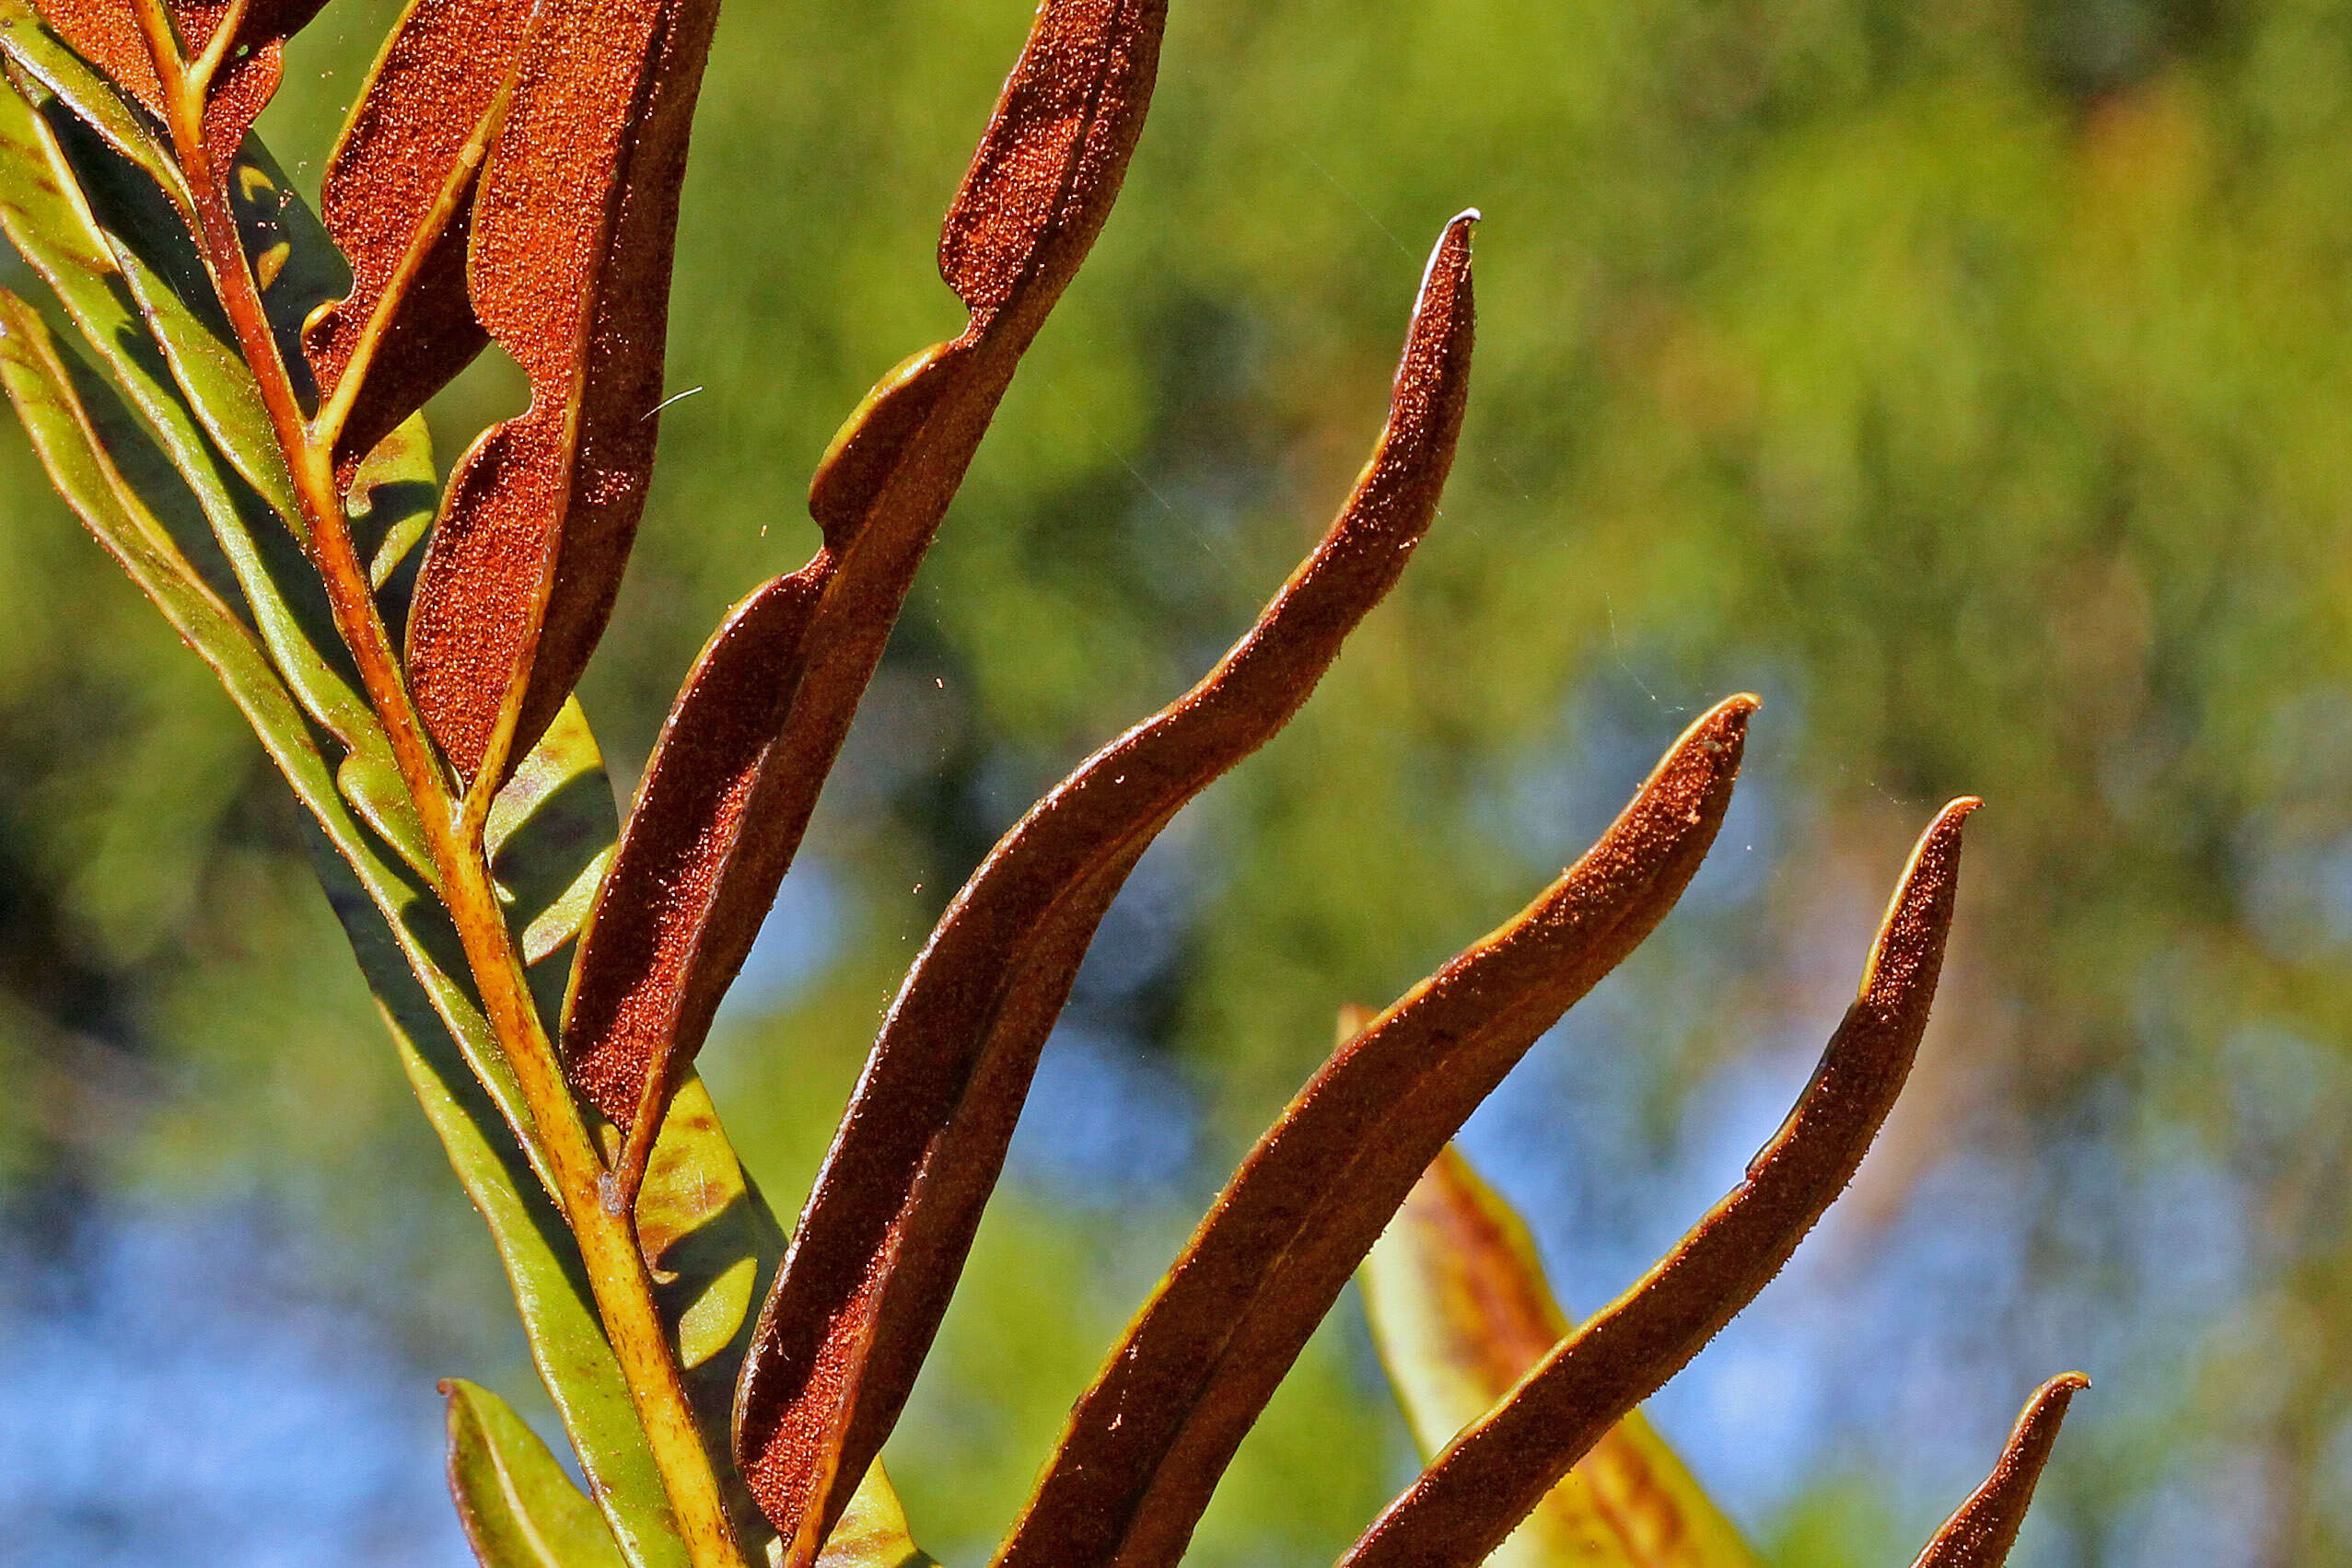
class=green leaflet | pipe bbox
[1361,1146,1758,1568]
[44,100,300,522]
[445,1378,629,1568]
[345,857,694,1568]
[0,287,681,1565]
[817,1464,938,1568]
[222,134,348,404]
[0,82,259,564]
[489,696,619,1034]
[0,74,537,1170]
[344,405,437,641]
[324,700,761,1568]
[0,293,241,633]
[0,276,540,1214]
[633,1074,791,1553]
[636,1079,783,1378]
[0,296,460,1067]
[0,7,572,1221]
[374,749,808,1564]
[0,0,192,215]
[1,49,898,1567]
[0,78,432,872]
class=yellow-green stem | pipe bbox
[181,0,247,99]
[131,19,748,1567]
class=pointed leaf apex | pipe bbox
[1857,796,1975,1011]
[938,0,1169,328]
[1910,1373,2089,1568]
[1640,694,1753,807]
[1391,215,1474,433]
[1424,209,1477,282]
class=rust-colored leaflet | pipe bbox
[1909,1375,2089,1568]
[681,0,1170,995]
[993,695,1756,1568]
[34,0,322,157]
[1338,799,1981,1568]
[1363,1146,1758,1568]
[26,0,159,110]
[563,0,1169,1156]
[401,0,721,784]
[560,565,826,1126]
[937,0,1165,330]
[798,0,1170,552]
[734,213,1478,1567]
[302,0,533,463]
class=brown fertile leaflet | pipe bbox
[1337,799,1980,1568]
[733,215,1467,1561]
[729,213,1476,1565]
[935,0,1165,327]
[561,0,1167,1152]
[1363,1144,1758,1568]
[993,695,1757,1568]
[302,0,534,464]
[400,0,722,785]
[558,564,825,1126]
[34,0,324,170]
[1909,1375,2090,1568]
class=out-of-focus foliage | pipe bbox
[0,0,2345,1562]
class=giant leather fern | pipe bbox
[0,2,2081,1564]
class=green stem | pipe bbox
[129,17,748,1566]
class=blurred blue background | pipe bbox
[5,0,2351,1562]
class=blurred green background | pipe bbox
[4,0,2349,1562]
